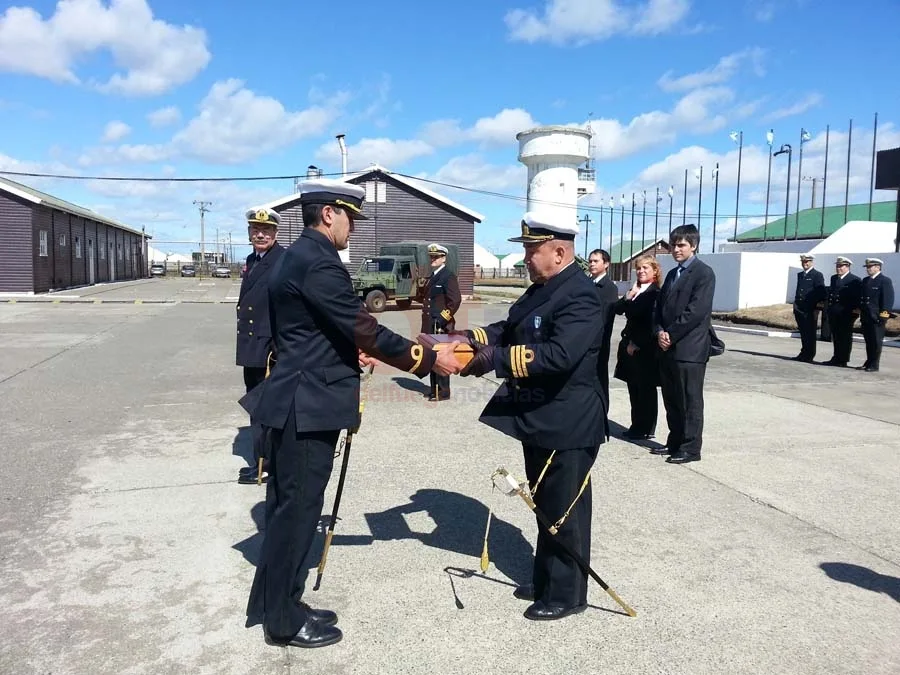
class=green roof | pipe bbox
[609,238,666,264]
[734,201,896,242]
[0,175,145,236]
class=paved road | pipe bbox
[0,299,898,674]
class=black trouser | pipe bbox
[793,308,819,359]
[658,358,706,457]
[246,406,339,640]
[828,311,854,364]
[523,444,597,608]
[861,319,885,369]
[243,367,268,463]
[626,364,658,436]
[428,319,450,397]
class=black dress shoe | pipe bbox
[666,452,700,464]
[649,446,673,455]
[264,617,342,649]
[865,366,880,372]
[427,392,451,402]
[513,584,534,601]
[238,466,268,484]
[523,601,587,621]
[623,429,654,440]
[298,601,338,626]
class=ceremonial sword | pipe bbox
[313,362,375,591]
[491,467,637,617]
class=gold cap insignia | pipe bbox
[255,209,269,222]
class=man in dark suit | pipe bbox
[242,179,460,649]
[824,256,861,367]
[652,224,715,465]
[420,243,461,401]
[458,211,607,622]
[793,254,826,362]
[859,257,895,372]
[588,248,618,409]
[236,207,286,485]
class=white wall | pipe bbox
[809,220,898,254]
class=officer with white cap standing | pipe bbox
[242,178,461,649]
[236,207,285,484]
[859,257,895,372]
[455,211,608,622]
[824,256,861,367]
[792,254,826,362]
[421,243,461,401]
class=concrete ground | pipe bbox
[1,280,898,675]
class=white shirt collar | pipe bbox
[592,272,607,283]
[432,264,445,275]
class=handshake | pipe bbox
[358,331,496,378]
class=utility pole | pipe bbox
[193,200,212,278]
[580,213,592,258]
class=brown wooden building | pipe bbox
[0,176,149,294]
[263,166,483,295]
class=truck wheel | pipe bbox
[395,299,412,310]
[365,289,387,313]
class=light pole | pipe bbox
[193,200,212,279]
[730,130,743,239]
[629,192,636,260]
[654,187,660,242]
[696,165,703,231]
[764,129,774,240]
[682,169,688,225]
[640,189,647,248]
[668,185,675,231]
[795,128,811,238]
[774,144,793,241]
[608,197,614,252]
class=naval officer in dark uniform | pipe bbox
[236,207,285,484]
[242,179,461,649]
[458,211,608,621]
[824,256,861,367]
[859,257,894,372]
[421,243,461,401]
[588,248,618,409]
[792,254,825,362]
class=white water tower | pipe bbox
[516,125,595,226]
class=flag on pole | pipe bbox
[766,129,775,146]
[801,128,811,143]
[729,131,740,143]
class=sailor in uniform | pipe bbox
[421,243,461,401]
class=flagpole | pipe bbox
[629,192,636,260]
[598,199,604,251]
[844,118,852,225]
[697,166,703,232]
[682,169,688,225]
[654,187,660,243]
[869,112,878,220]
[608,199,614,253]
[764,129,774,241]
[733,130,743,240]
[641,190,647,249]
[795,128,808,239]
[668,185,674,232]
[712,163,719,253]
[820,124,830,237]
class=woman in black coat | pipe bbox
[613,254,662,440]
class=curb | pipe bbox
[713,323,900,349]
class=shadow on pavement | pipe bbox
[231,425,255,467]
[391,375,431,396]
[728,348,803,362]
[820,562,900,603]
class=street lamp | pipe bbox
[764,129,775,240]
[795,128,811,238]
[774,143,793,241]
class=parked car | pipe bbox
[212,265,231,278]
[150,264,166,277]
[181,265,196,277]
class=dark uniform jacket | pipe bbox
[826,273,861,318]
[466,262,607,450]
[860,274,895,324]
[793,268,825,314]
[420,265,462,333]
[654,257,716,363]
[242,228,434,434]
[593,274,618,380]
[236,244,285,368]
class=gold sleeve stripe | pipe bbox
[510,345,522,378]
[440,309,452,321]
[473,327,488,344]
[408,344,424,372]
[522,347,534,377]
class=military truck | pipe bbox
[351,241,460,312]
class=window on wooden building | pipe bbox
[59,234,67,247]
[75,236,82,258]
[39,230,48,257]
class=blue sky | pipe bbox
[1,0,899,257]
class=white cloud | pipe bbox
[418,154,526,193]
[80,79,345,166]
[147,106,181,127]
[101,120,131,142]
[763,93,824,122]
[506,0,691,45]
[419,108,539,148]
[315,137,434,171]
[0,0,210,96]
[657,47,765,93]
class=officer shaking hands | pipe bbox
[421,243,461,401]
[457,211,608,622]
[242,179,461,650]
[859,257,895,372]
[236,207,285,485]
